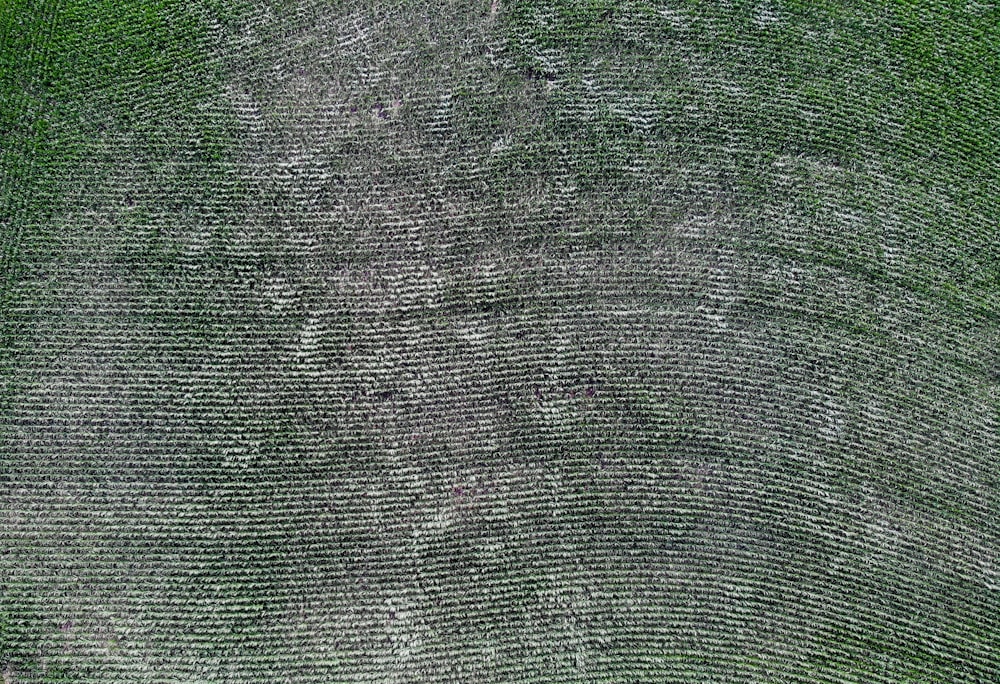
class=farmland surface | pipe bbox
[2,1,998,682]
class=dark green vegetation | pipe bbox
[3,0,998,682]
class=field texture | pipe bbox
[2,0,999,682]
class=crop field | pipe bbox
[1,0,998,682]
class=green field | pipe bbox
[2,1,998,682]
